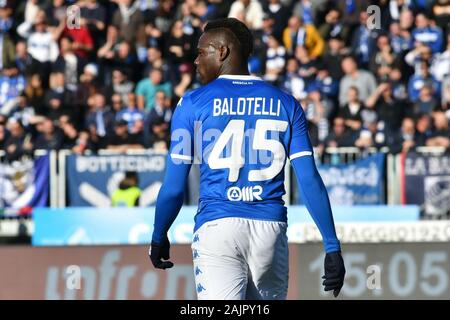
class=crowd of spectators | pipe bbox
[0,0,449,162]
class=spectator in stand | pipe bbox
[0,0,13,33]
[430,33,450,83]
[106,68,135,105]
[85,93,114,149]
[228,0,264,31]
[18,11,59,81]
[296,45,318,87]
[388,67,409,101]
[390,117,417,153]
[135,67,172,111]
[110,0,146,47]
[366,82,406,131]
[33,117,64,150]
[336,0,370,32]
[322,35,349,80]
[0,62,26,116]
[351,10,382,69]
[414,84,440,114]
[405,41,433,74]
[339,55,377,107]
[318,8,350,44]
[407,61,441,103]
[432,0,450,34]
[73,63,99,127]
[79,0,107,50]
[426,110,450,147]
[8,94,39,130]
[323,116,356,148]
[143,46,172,82]
[107,119,144,152]
[44,72,69,121]
[292,0,328,26]
[53,36,80,93]
[415,112,433,146]
[24,73,45,115]
[262,0,290,41]
[312,64,339,107]
[354,113,389,149]
[153,0,176,35]
[412,12,444,54]
[389,21,413,55]
[369,34,398,82]
[0,17,15,70]
[4,119,33,162]
[102,41,140,83]
[14,41,35,76]
[53,12,95,61]
[110,93,123,115]
[173,62,193,100]
[280,57,306,101]
[43,0,66,31]
[340,86,365,132]
[116,92,144,133]
[58,115,79,150]
[282,15,324,58]
[164,20,194,69]
[145,90,172,149]
[263,34,286,84]
[303,88,330,143]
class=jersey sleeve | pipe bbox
[169,94,195,163]
[288,97,313,160]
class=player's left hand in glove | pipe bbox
[149,237,174,270]
[322,251,345,297]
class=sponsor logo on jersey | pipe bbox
[227,185,263,201]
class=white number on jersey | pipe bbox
[208,119,288,182]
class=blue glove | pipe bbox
[322,251,345,297]
[149,237,174,270]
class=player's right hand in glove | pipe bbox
[322,251,345,297]
[149,237,174,270]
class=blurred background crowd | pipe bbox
[0,0,449,162]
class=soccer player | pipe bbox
[149,18,345,300]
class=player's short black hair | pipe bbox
[204,18,253,60]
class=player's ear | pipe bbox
[218,45,230,62]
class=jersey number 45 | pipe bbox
[208,119,288,182]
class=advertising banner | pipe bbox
[295,153,385,205]
[1,243,449,300]
[32,206,419,246]
[66,153,166,207]
[403,152,450,216]
[0,154,49,215]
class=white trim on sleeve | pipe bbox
[289,151,313,160]
[170,154,193,161]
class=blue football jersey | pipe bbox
[169,75,313,231]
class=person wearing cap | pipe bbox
[106,118,144,152]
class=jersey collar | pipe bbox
[218,75,262,81]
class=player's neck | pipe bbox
[218,64,249,77]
